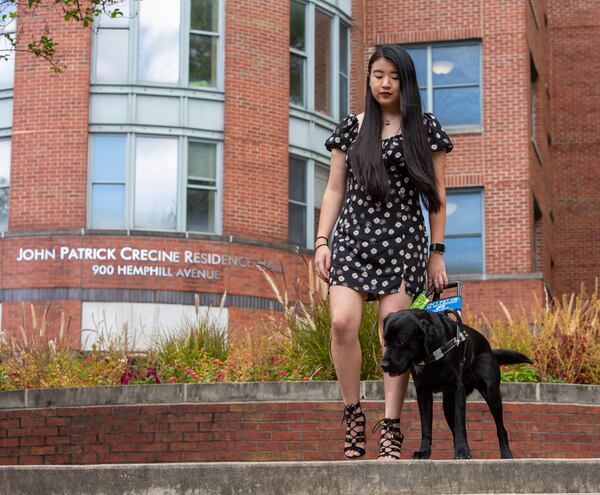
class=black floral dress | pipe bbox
[324,112,453,302]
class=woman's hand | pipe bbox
[427,253,448,293]
[314,245,331,283]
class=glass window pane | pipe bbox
[339,73,348,118]
[289,156,306,203]
[339,23,348,74]
[138,0,180,84]
[419,89,427,110]
[445,236,483,274]
[95,28,129,82]
[290,54,305,106]
[92,135,126,182]
[188,141,216,182]
[97,0,129,27]
[433,87,481,126]
[446,191,482,235]
[189,33,217,87]
[0,138,10,187]
[191,0,218,32]
[314,165,327,210]
[288,203,306,245]
[135,137,178,230]
[314,9,332,116]
[91,184,125,229]
[405,46,427,88]
[290,1,305,51]
[432,45,480,86]
[0,186,8,230]
[0,36,15,87]
[187,188,215,232]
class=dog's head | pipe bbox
[380,309,435,375]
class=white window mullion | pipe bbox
[129,0,138,84]
[181,0,189,87]
[218,0,225,91]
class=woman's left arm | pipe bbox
[427,151,448,291]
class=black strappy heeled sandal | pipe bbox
[373,417,404,460]
[342,401,366,459]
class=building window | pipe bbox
[92,0,223,89]
[290,1,307,107]
[288,155,307,245]
[187,141,217,232]
[90,135,126,229]
[138,0,181,84]
[289,0,350,119]
[530,55,539,144]
[404,42,481,128]
[338,23,349,119]
[423,189,484,274]
[189,0,219,87]
[134,137,178,230]
[288,154,331,248]
[0,138,10,231]
[0,1,16,88]
[89,134,219,233]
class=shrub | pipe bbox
[488,279,600,384]
[258,255,383,381]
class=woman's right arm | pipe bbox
[314,147,348,283]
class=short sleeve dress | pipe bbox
[324,112,453,302]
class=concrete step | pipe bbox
[0,459,599,494]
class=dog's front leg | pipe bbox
[412,387,433,459]
[452,384,471,459]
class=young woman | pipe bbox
[314,44,453,460]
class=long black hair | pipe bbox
[347,44,442,213]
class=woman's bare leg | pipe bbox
[329,284,367,457]
[375,281,413,459]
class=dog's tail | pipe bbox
[493,349,533,365]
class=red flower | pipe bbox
[168,376,177,383]
[146,368,161,384]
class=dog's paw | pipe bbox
[454,448,472,460]
[412,450,431,460]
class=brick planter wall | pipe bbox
[0,382,598,464]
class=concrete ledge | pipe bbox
[0,459,599,494]
[1,381,598,410]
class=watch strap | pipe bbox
[430,243,446,254]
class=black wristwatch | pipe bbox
[430,243,446,254]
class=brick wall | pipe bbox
[222,0,290,242]
[0,400,598,464]
[9,4,91,231]
[547,1,600,296]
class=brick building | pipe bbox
[0,0,597,348]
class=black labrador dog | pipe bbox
[380,309,532,459]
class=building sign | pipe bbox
[15,246,280,280]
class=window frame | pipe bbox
[289,0,350,122]
[87,133,223,234]
[421,186,486,277]
[0,137,10,232]
[403,40,483,133]
[288,152,339,249]
[90,0,225,91]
